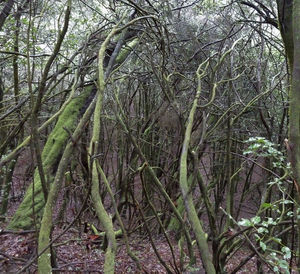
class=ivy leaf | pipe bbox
[238,218,252,226]
[266,217,277,225]
[278,259,289,271]
[251,216,261,225]
[258,227,268,234]
[282,247,291,259]
[259,241,266,251]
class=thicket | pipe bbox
[0,0,298,273]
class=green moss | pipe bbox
[167,175,194,231]
[7,170,45,230]
[115,38,139,64]
[42,86,92,161]
[7,87,92,230]
[167,196,184,231]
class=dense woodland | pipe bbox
[0,0,300,273]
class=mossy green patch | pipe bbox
[7,87,92,230]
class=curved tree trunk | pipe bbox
[38,94,97,273]
[37,14,145,273]
[179,58,215,274]
[7,86,93,230]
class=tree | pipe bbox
[277,0,300,269]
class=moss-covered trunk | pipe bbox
[179,59,215,274]
[7,86,93,230]
[88,24,120,273]
[38,95,96,273]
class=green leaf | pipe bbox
[259,241,266,251]
[282,247,291,259]
[238,218,252,226]
[251,216,261,225]
[266,217,277,225]
[262,203,272,209]
[272,237,282,244]
[258,227,268,234]
[278,259,289,272]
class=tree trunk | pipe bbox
[291,0,300,268]
[7,86,93,230]
[179,59,216,274]
[278,0,300,269]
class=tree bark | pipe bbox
[7,86,93,230]
[38,94,96,273]
[179,59,216,274]
[291,0,300,269]
[277,0,300,269]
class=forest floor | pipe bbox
[0,224,270,273]
[0,153,294,273]
[0,196,276,273]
